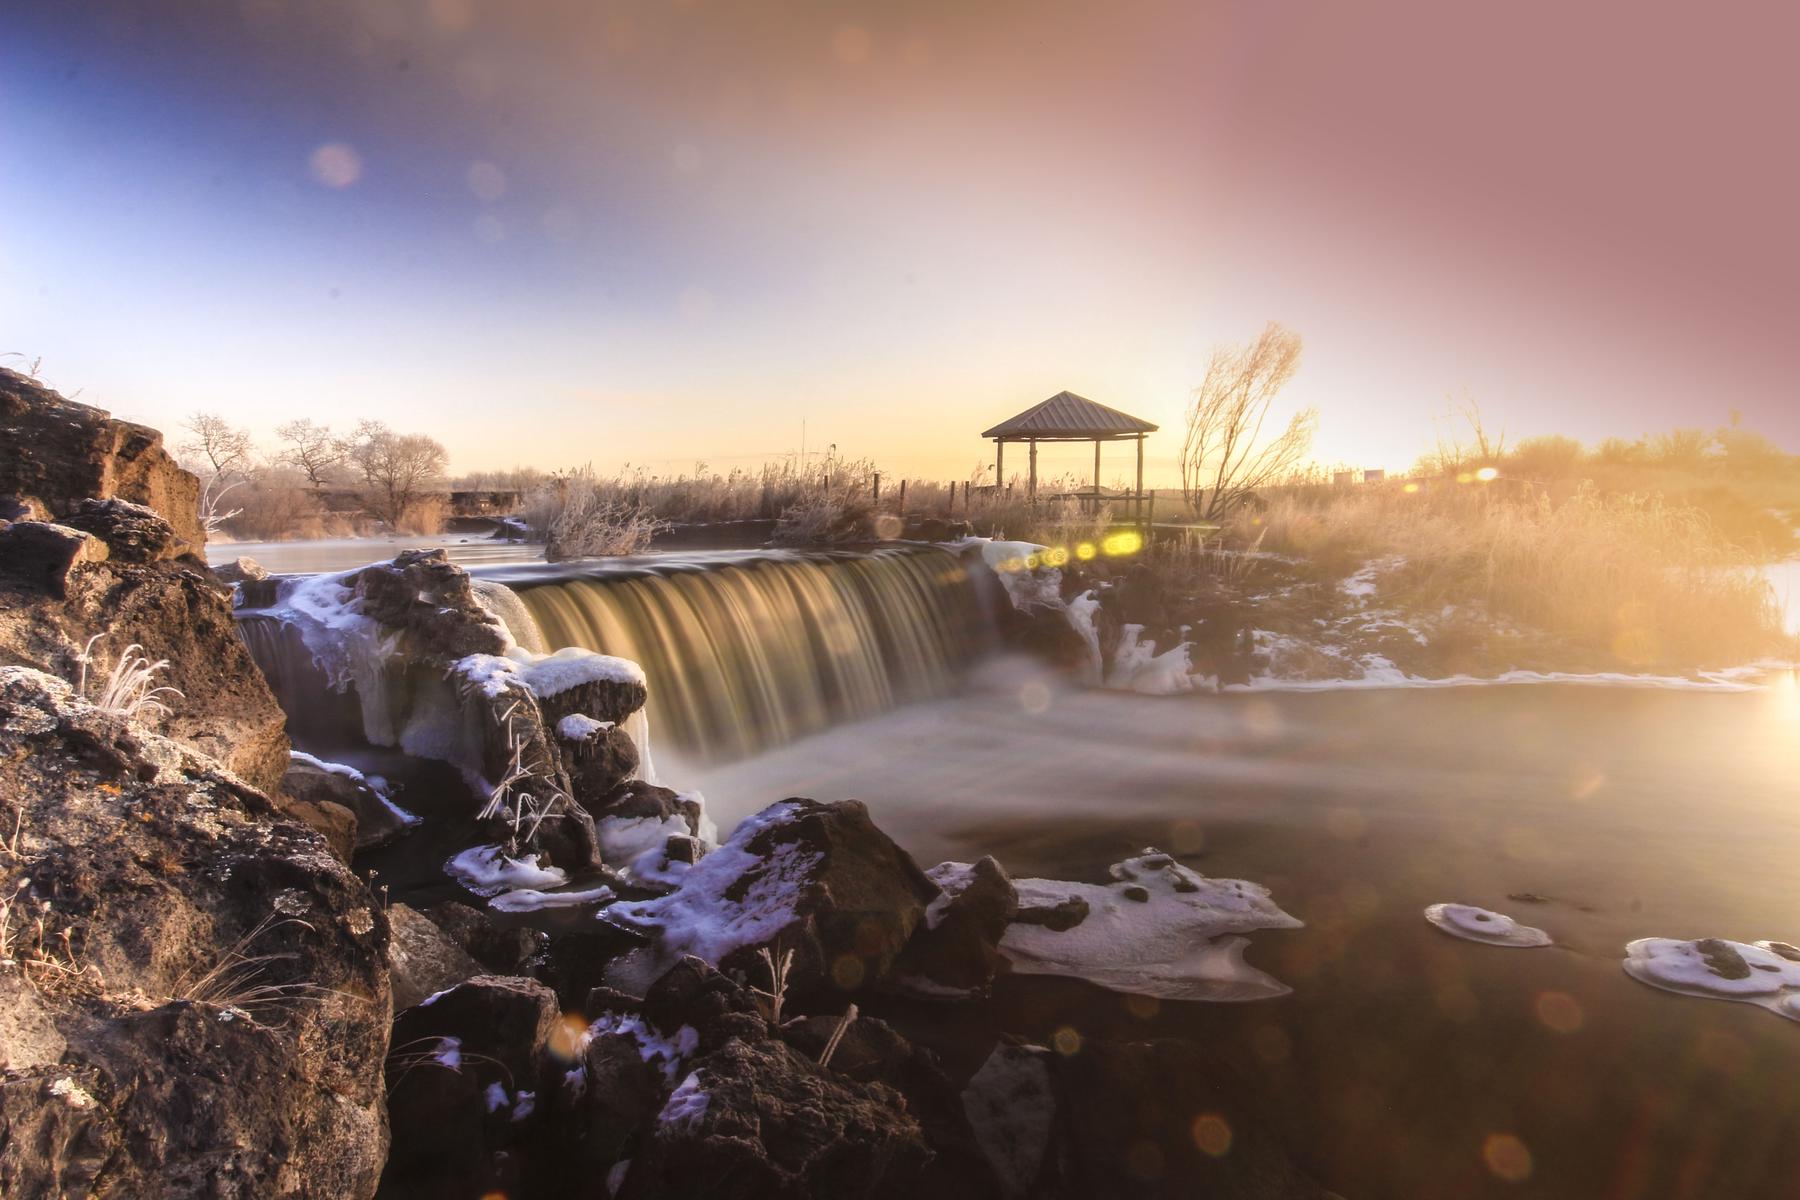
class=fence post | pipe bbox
[873,473,881,506]
[898,479,907,512]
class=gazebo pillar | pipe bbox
[995,439,1004,490]
[1092,439,1102,511]
[1028,439,1038,501]
[1135,434,1145,521]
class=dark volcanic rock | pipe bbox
[893,856,1019,999]
[352,549,510,660]
[605,799,938,1002]
[387,903,486,1011]
[0,369,205,551]
[0,508,291,793]
[419,900,546,976]
[618,1037,930,1200]
[0,666,390,1198]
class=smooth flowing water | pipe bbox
[686,658,1800,1200]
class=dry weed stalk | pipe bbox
[76,634,183,720]
[751,945,794,1026]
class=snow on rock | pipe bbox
[925,861,981,931]
[445,844,567,898]
[1104,624,1196,695]
[558,713,615,740]
[483,1081,508,1113]
[454,645,645,701]
[288,749,422,828]
[585,1012,702,1083]
[659,1071,709,1127]
[488,884,616,913]
[999,849,1301,1001]
[599,813,694,867]
[957,537,1063,612]
[431,1037,463,1071]
[1424,903,1552,948]
[1623,937,1800,1021]
[1063,590,1104,684]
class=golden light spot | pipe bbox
[1124,1139,1165,1180]
[1483,1133,1533,1182]
[872,513,903,540]
[1475,467,1500,482]
[1123,993,1160,1020]
[466,161,507,202]
[308,143,362,188]
[1075,541,1097,561]
[547,1011,588,1061]
[1250,1024,1290,1064]
[1023,552,1041,570]
[1018,679,1051,715]
[678,286,714,320]
[831,25,872,65]
[1191,1112,1233,1157]
[1402,481,1421,494]
[1051,1025,1082,1055]
[1039,546,1069,568]
[1534,990,1584,1034]
[1102,530,1143,556]
[1456,472,1475,484]
[831,954,866,989]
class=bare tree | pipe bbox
[346,420,448,530]
[180,412,257,535]
[1179,323,1316,519]
[274,418,348,490]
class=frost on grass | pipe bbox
[999,849,1301,1001]
[1424,903,1552,948]
[445,844,567,898]
[598,802,814,991]
[1622,937,1800,1022]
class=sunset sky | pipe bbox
[5,0,1796,484]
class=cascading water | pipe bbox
[490,546,994,761]
[235,545,996,763]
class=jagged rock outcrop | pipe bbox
[282,753,415,853]
[892,856,1019,999]
[386,904,486,1012]
[0,667,390,1198]
[0,370,204,551]
[0,500,290,794]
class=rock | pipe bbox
[60,498,186,564]
[1013,894,1090,932]
[418,901,546,976]
[211,556,269,585]
[0,521,109,599]
[282,753,415,851]
[558,719,639,800]
[587,782,711,869]
[636,957,768,1054]
[0,370,205,551]
[533,671,648,731]
[0,666,389,1198]
[387,904,487,1011]
[275,791,358,863]
[893,857,1019,999]
[0,508,291,793]
[618,1037,930,1200]
[353,548,510,660]
[383,975,563,1199]
[603,799,939,1002]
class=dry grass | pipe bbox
[76,635,182,721]
[1225,482,1791,667]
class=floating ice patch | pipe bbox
[999,849,1302,1001]
[488,884,616,913]
[445,844,567,897]
[1424,903,1552,948]
[961,1045,1057,1197]
[1622,937,1800,1021]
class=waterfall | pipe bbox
[504,546,991,761]
[235,546,994,764]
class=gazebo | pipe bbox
[981,390,1158,515]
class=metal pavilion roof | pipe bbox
[980,390,1159,439]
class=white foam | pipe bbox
[1424,903,1552,948]
[999,849,1301,1001]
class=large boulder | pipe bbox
[0,507,291,794]
[0,667,390,1197]
[0,370,204,551]
[282,752,416,852]
[602,799,939,1002]
[352,549,510,660]
[891,857,1019,1000]
[386,904,486,1012]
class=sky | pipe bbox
[4,0,1797,485]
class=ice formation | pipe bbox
[445,844,568,897]
[1424,903,1552,948]
[557,713,614,740]
[998,849,1301,1001]
[659,1071,709,1127]
[487,884,617,913]
[1622,937,1800,1021]
[288,749,421,827]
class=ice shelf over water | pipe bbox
[1424,903,1553,948]
[1622,937,1800,1022]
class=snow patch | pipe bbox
[999,849,1301,1001]
[1623,937,1800,1021]
[488,884,616,913]
[445,844,567,897]
[598,814,693,868]
[431,1037,463,1070]
[658,1071,709,1127]
[1424,903,1552,948]
[558,713,614,740]
[925,861,979,931]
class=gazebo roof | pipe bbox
[981,390,1159,440]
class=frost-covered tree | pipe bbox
[346,420,448,530]
[179,411,256,535]
[1178,323,1316,519]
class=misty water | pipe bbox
[684,657,1800,1198]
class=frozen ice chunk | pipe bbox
[1622,937,1800,1021]
[1424,903,1552,948]
[445,844,567,897]
[999,849,1301,1001]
